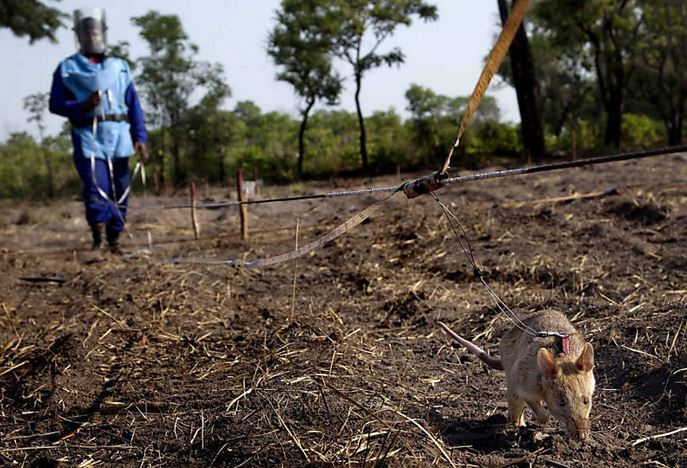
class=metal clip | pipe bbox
[402,171,447,199]
[536,331,569,339]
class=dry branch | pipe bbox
[501,188,618,209]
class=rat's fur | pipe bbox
[439,310,595,441]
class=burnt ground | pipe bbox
[0,154,686,467]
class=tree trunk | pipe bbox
[604,86,623,149]
[498,0,545,163]
[158,130,166,189]
[668,107,684,145]
[354,72,369,172]
[172,126,183,186]
[44,150,54,198]
[217,116,225,185]
[39,136,54,198]
[591,21,625,150]
[571,116,577,161]
[297,98,315,180]
[218,145,225,185]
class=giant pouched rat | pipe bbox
[439,309,595,441]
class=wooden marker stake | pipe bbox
[253,167,260,195]
[191,182,200,240]
[236,170,249,240]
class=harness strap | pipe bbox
[71,113,129,128]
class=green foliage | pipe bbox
[183,62,233,184]
[268,0,343,178]
[405,84,518,168]
[322,0,439,171]
[404,84,449,168]
[109,41,135,70]
[510,33,599,139]
[132,11,197,128]
[11,2,687,201]
[531,0,643,148]
[183,108,239,185]
[630,0,687,144]
[229,104,299,183]
[548,119,604,156]
[621,114,666,149]
[268,0,342,105]
[0,0,66,43]
[304,110,359,175]
[0,132,75,199]
[132,11,230,187]
[466,120,521,156]
[366,110,412,172]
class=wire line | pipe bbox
[159,145,687,210]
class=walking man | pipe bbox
[50,7,148,254]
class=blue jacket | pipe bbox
[50,53,147,159]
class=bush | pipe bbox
[622,113,665,149]
[552,119,604,156]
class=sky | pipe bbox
[0,0,519,141]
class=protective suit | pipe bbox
[49,8,147,253]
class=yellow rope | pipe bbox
[440,0,530,174]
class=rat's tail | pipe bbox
[438,321,503,371]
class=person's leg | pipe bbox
[72,152,109,248]
[106,157,131,254]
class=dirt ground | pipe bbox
[1,153,686,467]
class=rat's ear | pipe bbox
[537,347,557,379]
[576,342,594,373]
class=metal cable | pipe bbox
[430,193,539,336]
[173,189,401,267]
[158,145,687,211]
[431,192,574,338]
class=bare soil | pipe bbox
[1,154,686,467]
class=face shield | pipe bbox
[73,8,107,55]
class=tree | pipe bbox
[497,0,544,162]
[132,11,199,187]
[366,109,411,171]
[185,62,233,184]
[328,0,438,172]
[633,0,687,145]
[108,41,136,70]
[0,0,65,43]
[533,0,642,149]
[405,84,512,168]
[268,0,343,179]
[405,84,446,168]
[231,102,298,182]
[305,109,359,175]
[23,92,54,197]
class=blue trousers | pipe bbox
[73,152,130,232]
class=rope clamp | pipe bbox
[536,331,570,339]
[402,171,448,199]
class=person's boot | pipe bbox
[90,222,104,249]
[106,227,123,255]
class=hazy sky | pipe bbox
[0,0,519,141]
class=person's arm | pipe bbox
[125,81,149,162]
[49,66,90,120]
[125,82,147,144]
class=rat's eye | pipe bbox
[559,398,567,407]
[583,397,590,405]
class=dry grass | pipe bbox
[1,157,686,466]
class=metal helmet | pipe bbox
[73,8,107,55]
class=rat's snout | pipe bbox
[568,419,590,441]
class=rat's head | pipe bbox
[537,343,595,441]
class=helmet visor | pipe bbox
[74,8,107,54]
